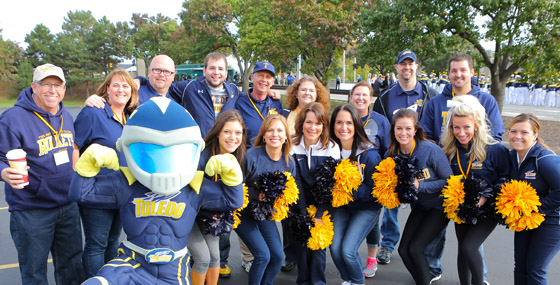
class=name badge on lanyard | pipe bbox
[54,150,70,166]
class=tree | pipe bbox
[180,0,263,91]
[130,13,181,66]
[181,0,361,91]
[360,0,560,111]
[24,24,56,67]
[0,30,22,80]
[270,0,361,84]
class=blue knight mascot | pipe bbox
[70,97,244,284]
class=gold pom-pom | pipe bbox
[332,159,362,207]
[271,172,300,221]
[496,180,545,231]
[372,157,400,209]
[307,205,334,250]
[441,175,465,224]
[233,183,250,229]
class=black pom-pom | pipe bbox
[288,212,313,247]
[310,157,338,204]
[200,211,235,236]
[250,201,275,221]
[457,175,493,224]
[394,154,422,204]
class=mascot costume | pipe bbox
[70,97,244,284]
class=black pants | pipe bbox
[455,218,497,285]
[398,207,449,285]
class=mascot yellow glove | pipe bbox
[205,153,242,186]
[76,144,120,177]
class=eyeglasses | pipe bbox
[36,82,65,90]
[151,68,175,76]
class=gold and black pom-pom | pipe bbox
[442,174,494,225]
[249,171,299,221]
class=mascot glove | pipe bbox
[76,144,120,177]
[205,153,243,186]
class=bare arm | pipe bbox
[84,95,106,109]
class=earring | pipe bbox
[285,138,288,143]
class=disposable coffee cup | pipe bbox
[6,149,29,187]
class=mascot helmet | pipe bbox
[117,97,205,195]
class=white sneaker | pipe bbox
[430,273,442,284]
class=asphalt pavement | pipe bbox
[0,105,559,284]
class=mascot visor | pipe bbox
[128,142,199,174]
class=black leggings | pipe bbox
[455,218,497,285]
[398,207,449,285]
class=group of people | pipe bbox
[0,48,559,285]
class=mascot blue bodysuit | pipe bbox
[70,97,244,284]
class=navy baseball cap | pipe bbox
[396,49,417,64]
[253,61,275,76]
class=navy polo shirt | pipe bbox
[386,82,424,121]
[235,88,283,148]
[74,104,128,174]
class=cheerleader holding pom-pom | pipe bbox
[328,105,382,285]
[377,108,453,285]
[504,114,560,284]
[287,103,341,284]
[235,115,298,285]
[440,95,510,285]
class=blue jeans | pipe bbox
[282,218,297,262]
[514,222,560,285]
[380,206,400,251]
[219,233,231,265]
[79,206,122,278]
[10,202,85,284]
[235,216,283,285]
[330,206,381,284]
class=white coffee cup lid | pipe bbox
[6,149,27,160]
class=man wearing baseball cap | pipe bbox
[235,61,283,147]
[0,64,86,284]
[370,49,438,274]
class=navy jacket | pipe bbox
[393,140,453,210]
[450,142,510,186]
[291,139,340,217]
[373,80,437,121]
[362,110,390,157]
[510,143,560,224]
[420,84,505,143]
[179,77,242,137]
[0,87,75,211]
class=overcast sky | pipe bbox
[0,0,185,47]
